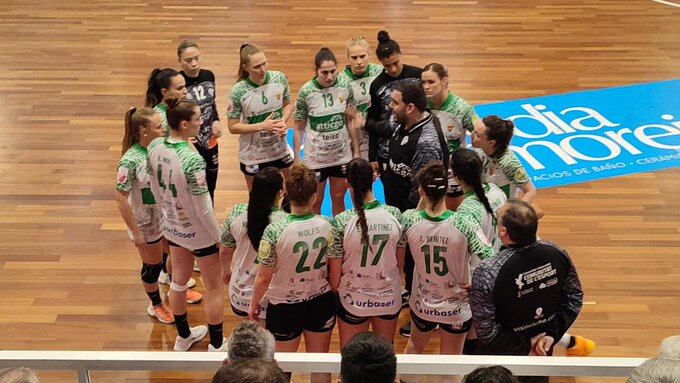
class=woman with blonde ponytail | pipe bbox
[115,107,173,324]
[328,158,403,347]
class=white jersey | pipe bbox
[116,143,163,242]
[400,209,494,327]
[294,77,355,169]
[228,71,293,166]
[456,183,507,256]
[339,64,382,160]
[257,213,332,305]
[147,137,216,250]
[329,201,403,317]
[477,148,531,198]
[220,203,287,313]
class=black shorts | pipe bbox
[336,296,400,326]
[266,291,336,341]
[231,304,248,317]
[146,236,163,245]
[240,154,293,176]
[167,240,218,258]
[410,310,472,334]
[314,164,347,182]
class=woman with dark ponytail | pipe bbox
[399,160,493,364]
[145,68,187,135]
[219,167,286,320]
[328,158,403,347]
[450,148,507,254]
[115,107,173,324]
[471,115,538,204]
[365,30,423,175]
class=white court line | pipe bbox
[652,0,680,8]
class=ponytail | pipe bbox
[145,68,180,107]
[122,107,156,154]
[237,43,263,81]
[482,115,514,157]
[247,167,284,251]
[451,149,494,217]
[346,158,373,246]
[416,160,448,204]
[286,164,318,206]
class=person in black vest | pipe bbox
[383,80,448,337]
[364,30,422,176]
[470,199,584,382]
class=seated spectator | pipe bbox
[0,368,39,383]
[225,321,276,362]
[341,332,397,383]
[212,358,287,383]
[465,366,518,383]
[627,335,680,383]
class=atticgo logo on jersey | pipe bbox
[353,298,396,309]
[475,80,680,188]
[414,300,461,317]
[167,227,196,239]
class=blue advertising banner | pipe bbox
[474,79,680,189]
[289,80,680,215]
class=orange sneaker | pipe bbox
[147,303,174,324]
[186,290,203,304]
[566,335,597,356]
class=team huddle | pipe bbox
[115,30,593,379]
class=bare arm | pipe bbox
[227,112,286,135]
[115,190,145,247]
[218,245,235,286]
[329,258,342,292]
[345,106,361,158]
[249,265,274,320]
[292,119,306,164]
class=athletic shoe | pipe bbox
[147,303,174,324]
[158,271,197,289]
[399,321,411,337]
[566,335,597,356]
[193,260,200,272]
[173,325,208,351]
[401,289,410,309]
[186,290,203,304]
[208,337,229,352]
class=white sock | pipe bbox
[557,333,572,348]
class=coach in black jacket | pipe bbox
[470,199,583,362]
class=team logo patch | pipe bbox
[447,125,454,132]
[276,93,281,101]
[339,96,345,103]
[258,241,271,262]
[117,167,129,185]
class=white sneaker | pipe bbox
[158,271,196,289]
[208,337,229,352]
[173,325,208,351]
[193,260,200,272]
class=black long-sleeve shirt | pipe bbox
[181,69,220,149]
[382,111,448,211]
[365,65,422,164]
[470,240,584,356]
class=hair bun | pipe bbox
[165,96,181,108]
[377,30,390,43]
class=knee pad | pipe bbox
[140,262,163,284]
[170,281,189,292]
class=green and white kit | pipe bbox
[116,143,163,242]
[456,183,507,255]
[147,137,218,250]
[399,209,493,326]
[477,148,531,198]
[257,213,333,305]
[228,71,293,166]
[294,77,355,169]
[221,203,287,313]
[329,201,403,317]
[339,63,383,160]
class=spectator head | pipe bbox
[0,368,39,383]
[498,199,538,246]
[627,336,680,383]
[390,81,427,125]
[464,366,518,383]
[226,321,276,362]
[340,332,397,383]
[212,358,286,383]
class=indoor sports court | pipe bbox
[0,0,678,382]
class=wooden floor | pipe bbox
[1,0,679,382]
